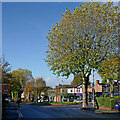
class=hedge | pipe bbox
[96,96,120,109]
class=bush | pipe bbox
[96,97,105,107]
[96,96,120,109]
[103,97,110,108]
[110,99,116,109]
[103,94,110,97]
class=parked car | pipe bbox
[43,96,49,102]
[114,102,120,111]
[73,98,82,103]
[5,97,11,103]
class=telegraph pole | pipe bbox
[61,80,63,102]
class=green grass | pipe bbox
[50,102,77,105]
[31,102,50,105]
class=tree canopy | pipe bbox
[35,77,46,97]
[71,73,83,85]
[98,56,119,82]
[45,2,118,78]
[45,2,118,107]
[11,68,34,88]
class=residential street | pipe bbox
[2,102,120,119]
[16,103,120,119]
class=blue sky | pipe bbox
[3,2,117,87]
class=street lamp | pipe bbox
[34,81,37,103]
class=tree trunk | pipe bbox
[82,77,88,108]
[110,83,114,97]
[11,92,14,99]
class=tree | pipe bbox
[11,68,34,87]
[98,56,119,97]
[11,68,34,100]
[45,2,118,107]
[35,77,46,98]
[61,86,69,102]
[47,87,56,102]
[24,80,35,101]
[0,56,11,84]
[71,73,83,85]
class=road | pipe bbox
[17,103,120,119]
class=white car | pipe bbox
[73,99,82,103]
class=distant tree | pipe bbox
[47,87,56,102]
[98,56,119,97]
[12,68,34,87]
[45,2,118,107]
[11,68,34,100]
[35,77,46,98]
[71,73,83,85]
[24,80,35,101]
[61,86,69,102]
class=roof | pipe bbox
[56,83,82,88]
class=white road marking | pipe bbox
[17,110,23,119]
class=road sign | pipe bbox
[2,84,10,95]
[3,87,8,92]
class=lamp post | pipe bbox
[34,82,37,103]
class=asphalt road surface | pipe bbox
[17,103,120,119]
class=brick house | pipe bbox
[54,80,120,102]
[89,80,120,97]
[94,80,110,97]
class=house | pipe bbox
[54,80,120,102]
[55,84,83,102]
[94,80,110,97]
[89,80,120,97]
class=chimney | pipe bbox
[96,80,99,85]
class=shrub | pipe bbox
[110,99,116,109]
[96,97,105,107]
[104,97,111,108]
[96,96,120,109]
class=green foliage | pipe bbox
[110,99,116,109]
[10,68,34,99]
[36,77,46,89]
[103,94,110,97]
[71,73,83,85]
[98,56,119,97]
[96,97,105,107]
[0,56,11,84]
[45,2,118,78]
[102,78,107,84]
[11,68,34,87]
[98,56,119,82]
[103,97,111,108]
[96,96,120,109]
[33,102,50,105]
[45,2,118,107]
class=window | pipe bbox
[77,89,80,92]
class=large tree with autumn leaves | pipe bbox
[45,2,118,108]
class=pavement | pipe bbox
[2,102,20,120]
